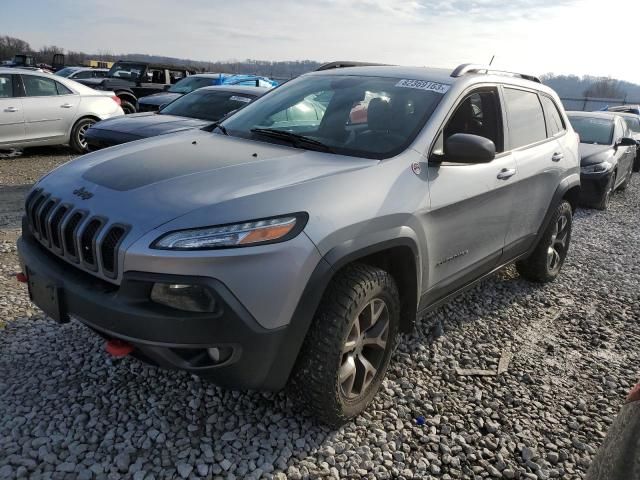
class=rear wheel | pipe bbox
[69,118,96,153]
[289,264,400,427]
[516,200,572,283]
[120,99,137,114]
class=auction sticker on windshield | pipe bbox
[396,79,450,94]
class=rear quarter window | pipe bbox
[504,88,547,149]
[540,96,566,137]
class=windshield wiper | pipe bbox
[250,128,334,153]
[202,122,228,135]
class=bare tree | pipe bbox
[0,35,32,61]
[583,78,624,99]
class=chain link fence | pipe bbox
[559,96,640,112]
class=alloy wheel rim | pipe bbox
[547,213,569,273]
[339,298,390,400]
[78,123,93,149]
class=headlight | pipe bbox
[581,162,611,174]
[151,213,307,250]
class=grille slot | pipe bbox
[80,219,103,267]
[63,212,84,258]
[101,226,126,276]
[38,199,57,243]
[49,205,69,249]
[25,189,129,281]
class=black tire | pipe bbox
[618,167,632,191]
[595,172,616,210]
[289,263,400,427]
[516,200,572,283]
[120,99,137,114]
[69,118,96,154]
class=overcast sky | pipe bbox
[4,0,640,83]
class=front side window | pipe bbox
[23,75,58,97]
[160,90,256,121]
[222,74,446,159]
[0,74,13,98]
[540,96,565,137]
[623,117,640,134]
[56,82,73,95]
[568,116,614,145]
[504,88,547,149]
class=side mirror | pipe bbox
[618,137,637,147]
[444,133,496,163]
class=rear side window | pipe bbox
[73,70,93,79]
[540,96,565,137]
[0,74,13,98]
[23,75,58,97]
[504,88,547,149]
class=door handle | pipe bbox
[4,106,19,112]
[60,103,73,108]
[497,168,516,180]
[552,152,564,162]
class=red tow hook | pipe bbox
[106,339,134,358]
[16,272,28,283]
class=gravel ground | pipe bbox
[1,150,639,480]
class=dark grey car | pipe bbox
[18,63,580,426]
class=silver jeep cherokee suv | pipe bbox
[18,63,580,426]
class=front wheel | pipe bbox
[70,118,96,153]
[516,200,573,283]
[289,264,400,427]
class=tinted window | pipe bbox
[73,70,93,79]
[23,75,58,97]
[168,76,218,93]
[55,67,78,78]
[540,96,565,137]
[568,116,614,145]
[0,74,13,98]
[108,63,146,80]
[56,82,73,95]
[504,88,547,148]
[441,90,503,153]
[94,71,108,78]
[623,116,640,134]
[160,90,256,121]
[222,75,445,159]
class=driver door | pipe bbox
[421,87,517,303]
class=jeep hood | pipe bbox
[36,130,373,235]
[90,112,208,137]
[579,143,614,166]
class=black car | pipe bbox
[568,111,637,210]
[86,85,265,149]
[75,60,198,114]
[612,112,640,172]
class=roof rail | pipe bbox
[315,61,390,71]
[451,63,541,84]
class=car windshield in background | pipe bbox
[55,67,78,78]
[623,117,640,134]
[569,116,614,145]
[168,76,217,94]
[221,75,447,159]
[160,90,255,121]
[108,63,146,80]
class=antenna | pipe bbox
[489,55,495,66]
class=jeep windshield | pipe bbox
[160,89,256,121]
[221,74,447,159]
[108,63,146,80]
[168,76,218,94]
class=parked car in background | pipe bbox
[0,68,123,153]
[86,86,265,149]
[74,60,197,114]
[608,104,640,115]
[137,73,278,112]
[611,111,640,171]
[568,111,636,209]
[55,67,109,80]
[17,62,580,426]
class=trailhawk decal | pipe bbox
[396,79,450,94]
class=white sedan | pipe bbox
[0,68,124,153]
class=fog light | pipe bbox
[207,346,233,363]
[150,283,217,313]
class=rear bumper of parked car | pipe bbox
[17,231,318,391]
[579,170,614,206]
[85,128,144,149]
